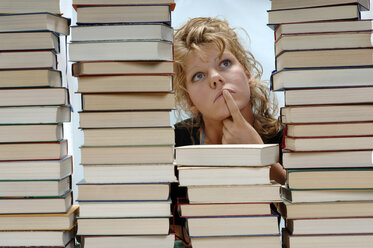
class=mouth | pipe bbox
[214,89,235,103]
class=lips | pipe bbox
[214,89,235,103]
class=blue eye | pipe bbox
[220,59,231,68]
[192,72,204,82]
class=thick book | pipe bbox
[270,0,370,11]
[0,124,63,143]
[0,50,57,70]
[0,69,62,88]
[81,92,175,111]
[81,234,175,248]
[271,66,373,91]
[0,0,61,14]
[276,48,373,71]
[0,205,78,231]
[0,191,72,214]
[284,135,373,151]
[190,235,281,248]
[73,0,174,4]
[83,164,176,183]
[281,186,373,203]
[77,74,173,93]
[275,31,373,56]
[176,144,279,166]
[281,104,373,123]
[0,156,72,180]
[282,150,373,169]
[80,145,173,164]
[178,166,270,186]
[278,200,373,219]
[78,200,171,217]
[0,13,69,35]
[82,127,174,146]
[286,168,373,189]
[0,230,74,247]
[77,181,170,201]
[0,140,68,161]
[79,110,171,128]
[69,40,173,61]
[71,23,173,42]
[0,176,71,197]
[0,88,68,107]
[72,61,174,76]
[187,182,281,203]
[77,217,170,235]
[186,215,279,237]
[0,32,59,53]
[75,4,171,24]
[268,4,360,28]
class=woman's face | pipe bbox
[184,43,252,121]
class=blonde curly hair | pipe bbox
[174,17,282,141]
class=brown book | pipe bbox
[0,0,61,14]
[0,124,63,143]
[0,69,61,88]
[0,32,59,53]
[0,50,57,70]
[81,235,174,248]
[0,230,74,247]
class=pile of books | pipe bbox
[0,0,77,247]
[268,0,373,247]
[175,144,282,248]
[70,0,177,247]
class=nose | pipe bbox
[209,69,224,89]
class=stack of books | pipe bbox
[175,144,282,248]
[0,0,77,247]
[70,0,176,247]
[268,0,373,247]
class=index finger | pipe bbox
[222,90,244,122]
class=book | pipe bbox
[187,182,281,203]
[278,200,373,219]
[281,104,373,123]
[0,176,71,197]
[283,229,373,248]
[186,215,279,237]
[0,50,57,70]
[81,92,175,111]
[284,86,373,106]
[0,124,63,143]
[0,0,61,14]
[0,69,62,88]
[268,4,360,28]
[79,110,171,128]
[287,217,373,235]
[71,24,173,42]
[0,205,78,231]
[0,230,74,247]
[276,48,373,71]
[271,66,373,91]
[0,105,71,124]
[275,19,373,40]
[178,166,270,186]
[190,235,281,248]
[0,140,68,161]
[0,32,59,53]
[176,144,279,166]
[0,88,68,107]
[284,135,373,151]
[81,234,175,248]
[286,122,373,137]
[282,150,373,169]
[281,186,373,203]
[82,127,174,146]
[275,31,373,56]
[77,181,170,201]
[0,13,69,35]
[83,164,176,183]
[77,75,173,93]
[270,0,370,11]
[73,0,174,4]
[77,217,170,235]
[0,156,72,180]
[69,40,173,61]
[78,200,171,217]
[179,201,272,217]
[80,145,173,164]
[0,191,72,214]
[286,168,373,189]
[75,5,171,24]
[72,61,174,76]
